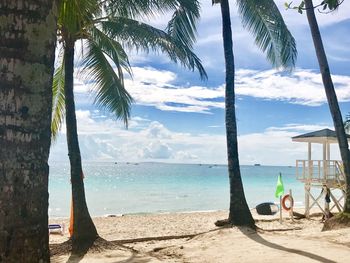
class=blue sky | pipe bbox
[49,0,350,165]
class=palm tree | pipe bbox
[0,0,59,261]
[53,0,206,250]
[304,0,350,215]
[213,0,296,227]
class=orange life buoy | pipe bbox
[281,194,294,211]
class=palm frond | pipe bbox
[101,18,207,79]
[165,0,200,48]
[80,39,133,126]
[51,52,66,141]
[104,0,163,19]
[59,0,101,35]
[104,0,189,19]
[236,0,297,69]
[89,26,133,78]
[104,0,201,51]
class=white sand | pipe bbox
[50,210,350,262]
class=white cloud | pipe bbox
[267,123,332,132]
[139,141,173,159]
[141,121,172,139]
[75,66,350,115]
[74,80,90,93]
[76,66,350,115]
[130,66,176,84]
[235,69,350,106]
[119,67,225,113]
[238,124,342,165]
[50,110,342,166]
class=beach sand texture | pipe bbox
[50,210,350,262]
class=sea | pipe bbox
[49,162,308,218]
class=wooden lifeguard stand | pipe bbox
[292,128,349,218]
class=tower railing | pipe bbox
[296,160,345,187]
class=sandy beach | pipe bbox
[50,209,350,262]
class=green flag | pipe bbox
[275,173,284,198]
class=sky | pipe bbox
[49,0,350,166]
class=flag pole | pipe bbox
[279,195,282,223]
[289,189,294,222]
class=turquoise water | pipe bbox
[48,162,305,218]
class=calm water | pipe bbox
[48,162,305,218]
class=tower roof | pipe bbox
[292,128,350,143]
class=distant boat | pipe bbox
[254,164,261,166]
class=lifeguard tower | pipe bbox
[292,128,349,218]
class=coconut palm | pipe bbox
[53,0,206,250]
[303,0,350,214]
[213,0,296,228]
[0,1,58,261]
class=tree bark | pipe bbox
[63,43,98,252]
[0,0,58,262]
[305,0,350,213]
[219,0,255,227]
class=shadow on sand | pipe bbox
[50,236,160,263]
[239,227,337,263]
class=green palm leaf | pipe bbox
[89,26,132,78]
[80,39,133,126]
[104,0,200,50]
[165,0,200,48]
[104,0,162,18]
[101,18,207,79]
[51,51,66,141]
[237,0,297,69]
[59,0,100,36]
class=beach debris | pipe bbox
[214,219,229,227]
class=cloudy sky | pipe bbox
[49,0,350,166]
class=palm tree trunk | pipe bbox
[63,43,98,251]
[305,0,350,213]
[0,0,58,261]
[219,0,255,227]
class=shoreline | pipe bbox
[49,206,307,219]
[49,209,228,219]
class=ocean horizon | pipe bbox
[48,161,318,218]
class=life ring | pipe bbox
[282,194,294,211]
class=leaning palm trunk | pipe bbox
[64,43,98,250]
[305,0,350,213]
[219,0,255,227]
[53,0,208,252]
[0,0,58,261]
